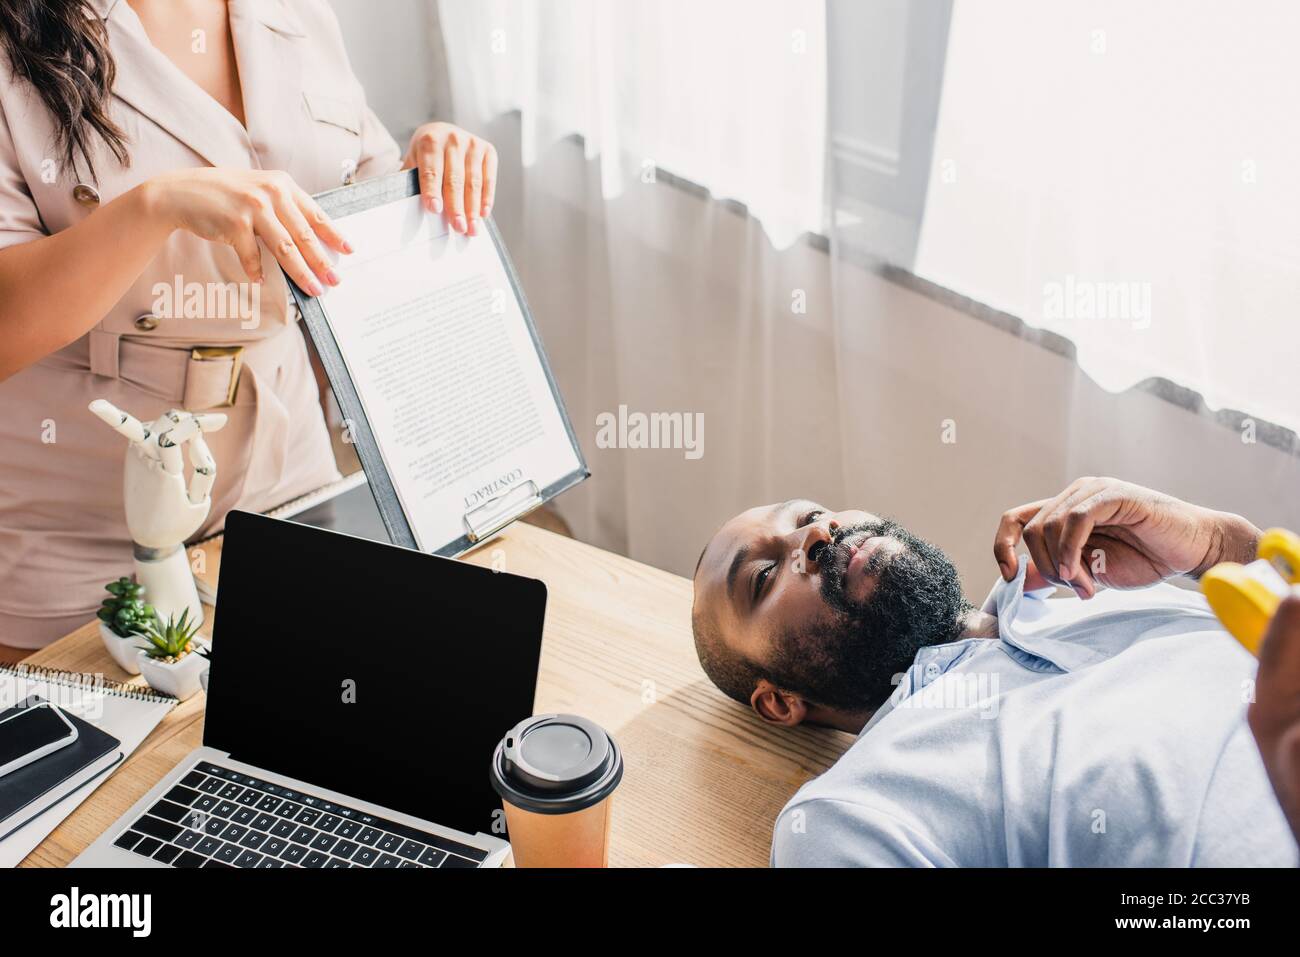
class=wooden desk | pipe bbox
[19,523,852,867]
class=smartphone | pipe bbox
[0,701,78,779]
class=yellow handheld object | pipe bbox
[1201,527,1300,655]
[1259,527,1300,582]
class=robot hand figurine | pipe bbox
[89,399,228,627]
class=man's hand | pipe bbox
[1249,595,1300,846]
[993,476,1260,598]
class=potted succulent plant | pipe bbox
[133,608,207,700]
[96,576,154,675]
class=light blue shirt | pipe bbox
[771,565,1298,867]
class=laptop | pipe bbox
[73,509,547,868]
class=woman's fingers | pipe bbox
[252,176,349,294]
[271,190,338,289]
[464,138,484,236]
[443,133,468,233]
[230,229,264,284]
[414,135,445,215]
[994,500,1047,580]
[295,188,351,255]
[252,206,322,297]
[404,124,496,232]
[482,142,498,218]
[163,168,352,284]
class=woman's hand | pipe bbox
[993,476,1261,597]
[141,168,351,296]
[402,122,498,236]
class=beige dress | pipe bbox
[0,0,402,647]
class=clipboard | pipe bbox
[288,169,588,556]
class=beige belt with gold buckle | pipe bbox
[187,346,244,408]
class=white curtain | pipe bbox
[433,0,843,572]
[435,0,826,249]
[428,0,1300,588]
[915,0,1300,434]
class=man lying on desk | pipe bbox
[691,476,1298,866]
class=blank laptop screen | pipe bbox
[204,509,546,838]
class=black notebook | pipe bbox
[0,696,122,841]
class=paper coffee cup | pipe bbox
[489,713,623,868]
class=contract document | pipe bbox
[292,171,587,555]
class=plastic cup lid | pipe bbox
[490,713,623,814]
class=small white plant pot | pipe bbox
[98,621,143,675]
[136,646,207,701]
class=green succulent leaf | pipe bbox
[100,576,159,637]
[132,607,202,659]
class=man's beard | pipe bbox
[765,519,971,713]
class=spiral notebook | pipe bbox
[0,665,176,866]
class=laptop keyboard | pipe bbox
[111,762,489,869]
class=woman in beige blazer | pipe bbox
[0,0,499,651]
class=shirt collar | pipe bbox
[993,561,1106,673]
[859,637,986,738]
[859,563,1051,739]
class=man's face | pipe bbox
[692,499,970,714]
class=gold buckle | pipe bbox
[190,346,244,408]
